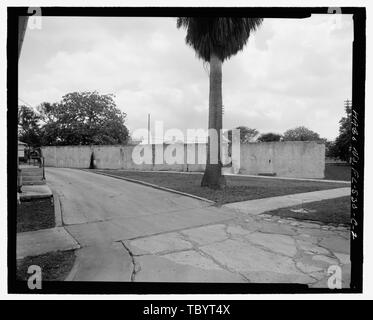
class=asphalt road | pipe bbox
[45,167,234,246]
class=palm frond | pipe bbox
[177,17,263,62]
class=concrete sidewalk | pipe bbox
[122,217,350,287]
[17,227,80,260]
[19,184,52,201]
[224,187,350,215]
[222,170,350,184]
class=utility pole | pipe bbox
[147,113,150,144]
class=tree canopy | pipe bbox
[225,126,259,144]
[282,126,322,142]
[19,91,129,147]
[18,105,43,147]
[328,102,351,161]
[257,132,282,142]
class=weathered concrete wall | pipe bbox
[42,144,207,172]
[42,145,92,168]
[239,141,325,178]
[42,141,325,178]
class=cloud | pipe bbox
[19,15,353,141]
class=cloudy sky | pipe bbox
[19,15,353,142]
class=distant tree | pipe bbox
[38,91,129,146]
[333,102,352,162]
[257,132,282,142]
[236,126,259,143]
[226,126,259,144]
[283,126,321,141]
[18,105,43,147]
[324,140,339,158]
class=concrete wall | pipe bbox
[239,141,325,178]
[42,141,325,178]
[41,144,207,172]
[42,145,92,168]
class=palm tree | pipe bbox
[177,18,263,189]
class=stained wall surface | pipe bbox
[42,141,325,178]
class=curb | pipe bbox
[47,186,81,281]
[64,255,80,281]
[82,169,215,204]
[51,189,63,227]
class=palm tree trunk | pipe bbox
[201,53,226,189]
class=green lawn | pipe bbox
[17,198,55,233]
[324,163,350,181]
[94,170,348,204]
[264,196,350,225]
[17,250,76,281]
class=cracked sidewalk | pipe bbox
[67,214,350,287]
[118,214,350,287]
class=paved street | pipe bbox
[46,168,350,287]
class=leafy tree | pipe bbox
[283,126,321,141]
[177,18,263,189]
[324,140,339,158]
[225,126,259,144]
[38,91,129,146]
[235,126,259,143]
[333,102,351,162]
[257,132,282,142]
[18,105,43,147]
